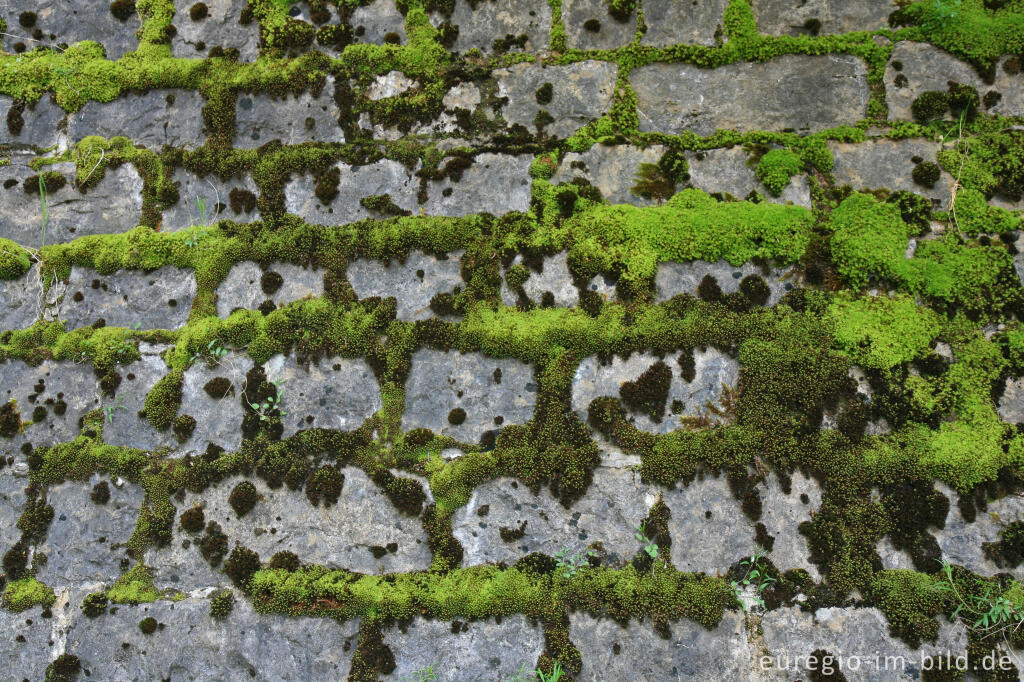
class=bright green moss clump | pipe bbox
[0,238,32,279]
[828,294,942,371]
[3,577,56,612]
[755,149,804,196]
[107,563,160,604]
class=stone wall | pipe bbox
[1,0,1024,680]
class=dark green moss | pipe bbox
[911,91,949,122]
[912,162,941,189]
[447,407,467,425]
[268,551,300,571]
[138,616,158,634]
[305,466,344,507]
[199,521,229,566]
[535,83,553,105]
[44,654,80,682]
[209,588,234,619]
[224,544,261,590]
[203,377,232,399]
[172,414,196,443]
[180,505,205,533]
[90,480,110,505]
[109,0,136,21]
[81,591,108,618]
[228,480,259,518]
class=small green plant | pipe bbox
[919,0,962,32]
[103,395,126,424]
[933,560,1024,639]
[555,547,595,578]
[503,662,564,682]
[731,547,776,612]
[635,522,659,560]
[537,662,564,682]
[191,339,228,365]
[184,225,209,249]
[38,174,48,251]
[250,378,286,422]
[401,665,439,682]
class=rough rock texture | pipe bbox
[0,264,42,330]
[760,607,968,682]
[348,250,464,320]
[171,0,260,61]
[150,470,431,585]
[402,349,536,443]
[563,0,636,50]
[572,349,740,435]
[830,138,953,207]
[999,377,1024,424]
[431,0,550,55]
[655,260,797,305]
[885,42,1024,121]
[162,168,261,230]
[496,61,617,139]
[67,598,360,681]
[0,0,141,59]
[641,0,727,47]
[0,94,65,149]
[68,90,207,148]
[571,612,750,681]
[932,483,1024,579]
[0,359,99,452]
[264,354,382,438]
[0,604,54,682]
[215,261,324,316]
[501,252,579,308]
[36,476,143,586]
[664,475,756,574]
[753,0,894,36]
[235,80,344,148]
[686,146,813,207]
[453,466,656,566]
[59,266,196,331]
[552,143,666,206]
[178,351,253,452]
[0,156,143,245]
[102,344,174,450]
[633,55,869,135]
[421,153,533,216]
[285,159,418,225]
[352,0,407,45]
[0,469,26,554]
[383,616,545,680]
[759,472,822,577]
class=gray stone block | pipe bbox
[829,138,953,207]
[563,0,635,50]
[216,261,324,317]
[285,159,418,226]
[753,0,893,37]
[68,90,207,148]
[655,260,797,306]
[162,168,261,231]
[640,0,727,47]
[102,344,174,451]
[0,605,55,682]
[633,55,869,135]
[0,469,27,556]
[382,615,545,681]
[402,349,536,443]
[59,266,196,331]
[352,0,407,45]
[686,146,812,207]
[496,60,617,139]
[0,0,141,59]
[431,0,550,55]
[421,153,532,217]
[348,250,464,321]
[235,79,344,148]
[664,475,756,574]
[171,0,260,61]
[0,359,100,453]
[0,94,65,149]
[552,144,666,206]
[0,263,43,330]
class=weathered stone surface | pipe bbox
[150,470,431,586]
[60,266,196,331]
[563,0,635,50]
[496,61,617,139]
[68,90,207,148]
[551,144,665,206]
[263,354,382,438]
[999,377,1024,424]
[572,349,740,435]
[655,260,797,306]
[432,0,550,55]
[664,475,756,574]
[366,71,416,101]
[753,0,893,36]
[686,146,812,206]
[0,94,65,149]
[216,261,324,317]
[235,79,344,148]
[421,153,532,217]
[640,0,727,47]
[760,607,967,682]
[0,605,55,682]
[351,0,407,45]
[932,483,1024,579]
[830,138,953,207]
[886,42,1024,121]
[171,0,260,61]
[0,359,99,453]
[443,82,481,110]
[633,55,869,136]
[36,475,143,586]
[571,612,750,681]
[284,159,418,225]
[162,168,261,231]
[0,263,43,330]
[402,349,536,443]
[0,0,141,59]
[102,344,173,451]
[0,469,27,554]
[66,598,360,682]
[0,156,143,245]
[348,250,464,320]
[178,351,252,452]
[759,472,822,577]
[501,252,579,308]
[383,615,545,681]
[453,466,656,566]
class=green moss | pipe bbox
[107,563,160,604]
[0,238,32,280]
[755,149,804,196]
[209,588,234,619]
[828,293,942,371]
[3,577,56,612]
